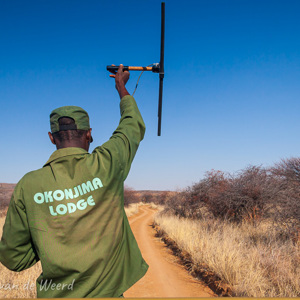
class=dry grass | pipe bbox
[124,202,142,217]
[147,202,164,211]
[154,212,300,297]
[0,216,42,298]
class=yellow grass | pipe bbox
[124,202,142,217]
[147,202,164,211]
[154,212,300,297]
[0,217,42,298]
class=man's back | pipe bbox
[0,67,149,298]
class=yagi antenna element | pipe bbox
[107,2,165,136]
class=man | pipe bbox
[0,65,148,297]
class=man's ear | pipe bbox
[87,128,92,143]
[48,132,56,145]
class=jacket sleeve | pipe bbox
[93,95,146,180]
[0,185,39,272]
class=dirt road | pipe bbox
[124,205,215,298]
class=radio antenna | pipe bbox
[107,2,165,136]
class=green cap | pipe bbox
[50,106,93,142]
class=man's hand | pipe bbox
[109,64,130,99]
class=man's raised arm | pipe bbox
[93,65,146,180]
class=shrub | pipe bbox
[124,186,139,207]
[164,166,284,224]
[271,158,300,243]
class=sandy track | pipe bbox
[124,206,215,298]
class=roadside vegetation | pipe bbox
[154,158,300,297]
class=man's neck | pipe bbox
[56,142,88,151]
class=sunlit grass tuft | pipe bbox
[124,202,142,217]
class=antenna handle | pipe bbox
[107,65,160,72]
[107,65,129,72]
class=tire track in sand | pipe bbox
[124,205,216,297]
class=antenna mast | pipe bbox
[107,2,165,136]
[158,2,165,136]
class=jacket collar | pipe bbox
[44,147,89,167]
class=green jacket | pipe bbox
[0,95,149,298]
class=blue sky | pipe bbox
[1,0,300,190]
